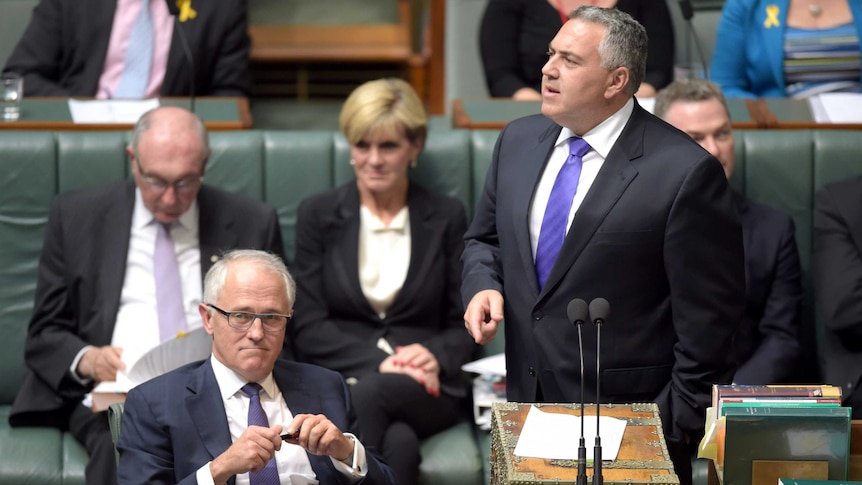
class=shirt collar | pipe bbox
[210,354,277,401]
[360,205,410,233]
[131,186,199,231]
[554,98,635,160]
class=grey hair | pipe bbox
[202,250,296,310]
[130,106,211,159]
[569,6,648,96]
[653,78,730,120]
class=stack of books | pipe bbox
[705,384,852,485]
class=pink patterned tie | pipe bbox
[154,222,187,342]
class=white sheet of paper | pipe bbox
[91,327,211,393]
[808,93,862,123]
[68,98,159,123]
[513,405,627,461]
[461,352,506,376]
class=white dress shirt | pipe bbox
[358,205,411,319]
[72,189,202,385]
[196,356,367,485]
[529,98,635,258]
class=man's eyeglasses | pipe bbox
[134,156,201,193]
[206,303,291,333]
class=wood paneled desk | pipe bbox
[452,98,862,130]
[0,97,252,130]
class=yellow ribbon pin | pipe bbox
[764,5,780,28]
[176,0,197,22]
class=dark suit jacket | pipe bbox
[2,0,251,97]
[813,175,862,405]
[461,105,745,448]
[289,181,476,397]
[734,191,802,384]
[9,180,284,428]
[117,358,396,485]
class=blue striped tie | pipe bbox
[114,0,154,98]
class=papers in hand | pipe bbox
[92,327,211,394]
[513,405,627,461]
[68,98,159,124]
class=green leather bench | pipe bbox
[0,128,858,485]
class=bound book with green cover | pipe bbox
[723,406,852,485]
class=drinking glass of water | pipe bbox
[1,73,23,121]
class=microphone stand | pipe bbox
[567,299,589,485]
[678,0,709,79]
[588,298,609,485]
[165,0,196,113]
[593,316,603,485]
[576,320,588,485]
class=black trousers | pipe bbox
[69,404,118,485]
[349,373,461,485]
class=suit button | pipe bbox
[529,366,535,376]
[532,310,543,320]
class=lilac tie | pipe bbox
[241,383,280,485]
[114,0,154,98]
[154,222,187,342]
[535,137,591,290]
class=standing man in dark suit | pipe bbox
[9,106,284,484]
[2,0,250,98]
[655,79,803,385]
[813,175,862,418]
[461,7,744,484]
[118,250,396,485]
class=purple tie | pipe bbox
[241,383,280,485]
[154,222,187,342]
[535,137,591,290]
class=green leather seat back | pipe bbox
[263,131,335,266]
[206,131,265,201]
[57,132,128,193]
[0,131,55,405]
[469,130,499,219]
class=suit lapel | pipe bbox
[330,184,376,316]
[98,183,136,337]
[516,124,561,296]
[387,184,442,316]
[538,107,642,298]
[198,186,237,278]
[274,366,340,481]
[186,360,234,460]
[161,14,186,96]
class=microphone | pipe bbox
[678,0,709,80]
[588,297,610,485]
[165,0,196,113]
[567,298,589,485]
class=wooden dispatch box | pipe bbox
[491,402,680,485]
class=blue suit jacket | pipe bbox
[734,191,803,384]
[711,0,862,98]
[461,104,745,449]
[117,358,395,485]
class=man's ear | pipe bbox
[605,66,630,98]
[200,303,215,336]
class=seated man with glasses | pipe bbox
[118,249,395,485]
[8,106,285,485]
